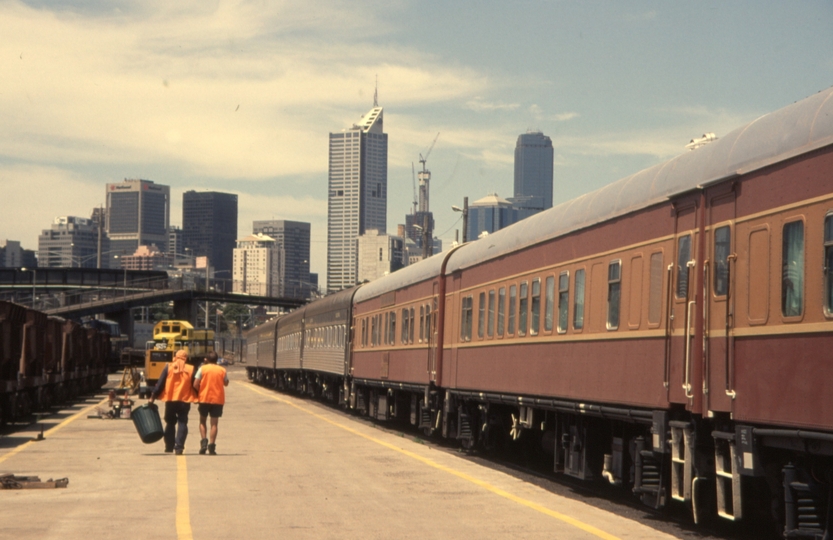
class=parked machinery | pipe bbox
[249,86,833,537]
[0,300,110,424]
[143,320,215,385]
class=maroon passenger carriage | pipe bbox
[248,86,833,536]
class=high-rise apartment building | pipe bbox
[252,220,311,299]
[233,233,281,297]
[182,191,238,275]
[509,131,554,220]
[105,179,170,267]
[327,105,388,292]
[38,216,108,268]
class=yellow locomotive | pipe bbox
[144,320,215,384]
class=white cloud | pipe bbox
[554,112,580,122]
[464,98,520,112]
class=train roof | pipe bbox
[353,249,449,303]
[446,86,833,273]
[304,285,359,317]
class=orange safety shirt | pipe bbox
[160,364,197,403]
[197,364,227,405]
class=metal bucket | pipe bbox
[131,403,164,444]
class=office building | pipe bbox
[357,230,406,283]
[327,105,388,292]
[119,245,172,271]
[467,194,517,239]
[509,131,554,220]
[182,191,238,275]
[105,179,170,267]
[1,240,36,268]
[252,220,311,299]
[168,226,187,265]
[37,216,107,268]
[233,233,281,296]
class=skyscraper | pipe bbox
[327,105,388,292]
[38,216,108,268]
[509,131,554,220]
[467,194,517,239]
[253,220,311,298]
[182,191,238,275]
[106,179,170,267]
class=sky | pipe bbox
[2,1,832,285]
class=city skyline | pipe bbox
[2,2,832,286]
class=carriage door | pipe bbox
[705,188,736,414]
[427,281,439,382]
[668,200,698,406]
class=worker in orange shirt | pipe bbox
[149,349,197,455]
[193,351,229,455]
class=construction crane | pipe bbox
[417,133,439,213]
[411,162,418,215]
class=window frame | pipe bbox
[530,278,541,336]
[497,287,506,337]
[557,271,569,334]
[518,281,529,337]
[713,225,731,298]
[487,289,495,338]
[573,268,586,331]
[478,291,486,339]
[781,218,805,320]
[607,259,622,330]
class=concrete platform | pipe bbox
[1,366,680,540]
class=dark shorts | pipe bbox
[198,403,224,418]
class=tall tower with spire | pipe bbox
[326,102,388,292]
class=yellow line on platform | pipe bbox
[241,382,620,540]
[0,397,108,466]
[176,455,194,540]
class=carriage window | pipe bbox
[608,260,621,330]
[573,269,586,330]
[389,311,397,344]
[530,279,541,336]
[478,292,486,339]
[648,252,664,325]
[557,272,568,333]
[782,220,804,317]
[518,282,529,337]
[825,215,833,315]
[419,305,425,342]
[497,287,506,336]
[714,226,731,296]
[425,304,432,341]
[408,308,416,343]
[461,295,473,341]
[371,316,376,346]
[508,285,517,335]
[401,308,409,343]
[545,276,555,332]
[488,290,495,338]
[676,235,692,299]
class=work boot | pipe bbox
[208,443,216,455]
[175,448,183,455]
[164,447,174,453]
[199,438,208,455]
